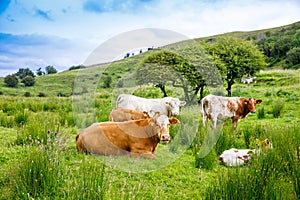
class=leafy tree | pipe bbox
[205,37,267,96]
[137,51,184,97]
[4,74,19,87]
[36,68,45,76]
[15,68,35,79]
[285,47,300,69]
[45,66,57,74]
[21,75,35,87]
[137,41,222,103]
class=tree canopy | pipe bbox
[205,37,267,96]
[137,41,222,103]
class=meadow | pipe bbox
[0,69,299,199]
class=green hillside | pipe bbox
[0,20,299,97]
[197,21,300,68]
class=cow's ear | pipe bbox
[143,111,150,118]
[256,99,262,104]
[247,150,254,155]
[153,112,160,117]
[169,118,179,125]
[264,138,270,145]
[180,101,186,106]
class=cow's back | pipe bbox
[116,94,168,116]
[202,95,239,119]
[76,123,131,156]
[109,107,149,122]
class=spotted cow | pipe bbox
[200,95,262,131]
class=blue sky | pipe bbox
[1,0,300,76]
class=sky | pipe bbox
[0,0,300,77]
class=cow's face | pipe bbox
[245,98,262,113]
[166,98,186,116]
[155,115,179,143]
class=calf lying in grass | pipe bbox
[219,139,273,167]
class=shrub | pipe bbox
[38,92,46,97]
[4,74,18,87]
[102,75,112,88]
[24,92,31,97]
[14,109,29,125]
[272,100,284,118]
[45,66,57,74]
[257,106,265,119]
[15,68,35,79]
[21,75,35,86]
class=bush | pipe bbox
[15,68,35,79]
[21,75,35,86]
[24,92,31,97]
[38,92,46,97]
[45,66,57,74]
[102,76,112,88]
[257,106,265,119]
[272,100,284,118]
[4,74,18,87]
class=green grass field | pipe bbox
[0,68,299,199]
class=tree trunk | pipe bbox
[155,84,168,97]
[226,83,232,97]
[199,86,204,100]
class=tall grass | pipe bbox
[65,158,107,200]
[11,137,63,199]
[272,99,285,118]
[204,125,300,200]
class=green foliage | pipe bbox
[45,65,57,74]
[15,68,35,79]
[285,47,300,69]
[205,36,267,96]
[4,74,18,87]
[102,75,112,88]
[11,144,63,199]
[36,67,45,76]
[272,99,285,118]
[21,75,35,86]
[257,106,265,119]
[24,92,31,97]
[38,92,46,97]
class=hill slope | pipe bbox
[0,21,299,96]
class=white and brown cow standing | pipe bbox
[76,114,179,159]
[200,95,262,131]
[109,107,150,122]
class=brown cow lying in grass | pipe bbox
[109,107,150,122]
[76,114,179,159]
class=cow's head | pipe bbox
[153,114,179,143]
[256,138,273,152]
[165,98,186,116]
[244,98,262,113]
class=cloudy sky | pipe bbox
[0,0,300,76]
